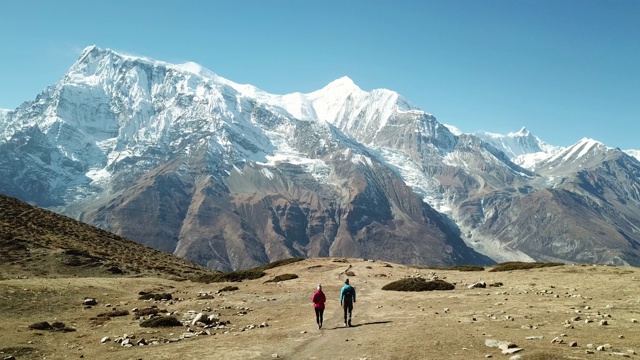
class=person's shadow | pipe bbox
[325,321,392,330]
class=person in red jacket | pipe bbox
[312,284,326,329]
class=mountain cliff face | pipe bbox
[1,46,639,269]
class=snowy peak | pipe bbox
[317,76,362,95]
[306,78,421,142]
[508,127,530,137]
[68,45,257,95]
[474,128,556,159]
[533,137,615,173]
[558,138,610,161]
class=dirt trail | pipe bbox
[283,264,395,359]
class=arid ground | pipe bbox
[2,258,640,360]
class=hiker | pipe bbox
[312,284,326,329]
[340,278,356,327]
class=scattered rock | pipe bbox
[484,339,521,355]
[83,298,97,306]
[100,336,110,343]
[468,281,487,289]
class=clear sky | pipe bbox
[1,0,638,149]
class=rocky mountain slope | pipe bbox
[1,46,639,269]
[0,193,217,279]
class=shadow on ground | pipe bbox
[325,321,392,330]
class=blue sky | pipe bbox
[1,0,638,149]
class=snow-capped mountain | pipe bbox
[2,46,640,269]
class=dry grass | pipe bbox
[1,258,640,360]
[522,353,572,360]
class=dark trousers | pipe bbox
[343,302,353,324]
[315,308,324,325]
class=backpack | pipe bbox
[343,286,353,301]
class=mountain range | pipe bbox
[1,46,639,270]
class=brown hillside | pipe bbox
[0,193,218,280]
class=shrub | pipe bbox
[105,265,123,274]
[135,307,161,316]
[138,292,172,301]
[139,316,182,328]
[489,262,564,272]
[51,322,75,332]
[265,273,299,283]
[261,257,304,270]
[105,309,129,317]
[382,278,455,292]
[219,286,239,292]
[91,309,130,324]
[447,265,485,272]
[29,321,75,332]
[191,258,305,284]
[0,347,36,358]
[29,321,52,330]
[193,269,266,283]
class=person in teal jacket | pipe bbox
[340,278,356,327]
